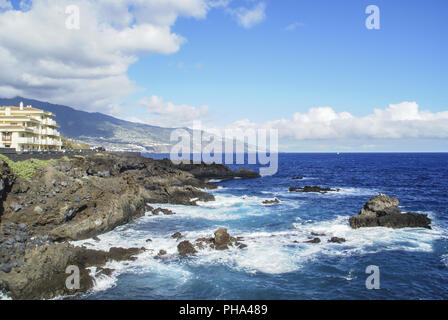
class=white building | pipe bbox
[0,102,62,151]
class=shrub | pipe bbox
[0,154,53,180]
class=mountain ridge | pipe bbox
[0,97,179,152]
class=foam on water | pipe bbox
[194,215,444,275]
[137,194,282,222]
[73,229,195,294]
[293,215,443,255]
[441,254,448,268]
[87,266,117,293]
[0,292,11,300]
[70,209,445,298]
[286,187,379,198]
[69,165,447,298]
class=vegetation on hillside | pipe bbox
[0,154,53,180]
[61,136,91,150]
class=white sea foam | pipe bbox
[87,266,117,292]
[71,212,445,296]
[441,254,448,268]
[265,187,379,200]
[73,229,194,294]
[137,194,277,222]
[0,292,11,300]
[71,183,445,294]
[293,215,442,255]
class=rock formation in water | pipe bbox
[289,186,340,193]
[349,194,431,229]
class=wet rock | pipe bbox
[292,176,304,180]
[108,247,145,261]
[195,228,246,251]
[305,238,321,244]
[289,186,340,193]
[349,194,431,229]
[262,198,280,205]
[157,250,167,256]
[214,228,231,250]
[177,241,197,257]
[328,237,346,243]
[171,232,183,240]
[151,207,175,215]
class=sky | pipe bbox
[0,0,447,151]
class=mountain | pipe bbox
[0,97,180,152]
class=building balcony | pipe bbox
[17,137,38,144]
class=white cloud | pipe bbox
[0,0,12,10]
[0,0,221,113]
[221,102,448,140]
[228,2,266,29]
[138,95,209,127]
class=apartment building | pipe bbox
[0,102,62,151]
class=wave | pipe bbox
[87,266,117,293]
[261,187,379,199]
[139,194,285,222]
[441,254,448,268]
[70,211,444,298]
[0,292,11,300]
[293,215,443,255]
[69,177,446,298]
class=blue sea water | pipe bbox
[77,153,448,300]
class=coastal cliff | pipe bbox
[0,153,259,299]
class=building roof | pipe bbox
[0,106,56,117]
[0,106,44,112]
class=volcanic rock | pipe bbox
[289,186,340,194]
[349,194,431,229]
[262,198,280,205]
[328,237,346,243]
[177,241,197,257]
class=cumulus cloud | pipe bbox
[220,102,448,140]
[228,2,266,29]
[0,0,223,113]
[138,95,209,127]
[0,0,12,10]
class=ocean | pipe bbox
[73,153,448,299]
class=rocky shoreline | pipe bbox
[0,154,433,300]
[0,153,259,300]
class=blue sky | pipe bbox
[0,0,447,151]
[127,0,448,125]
